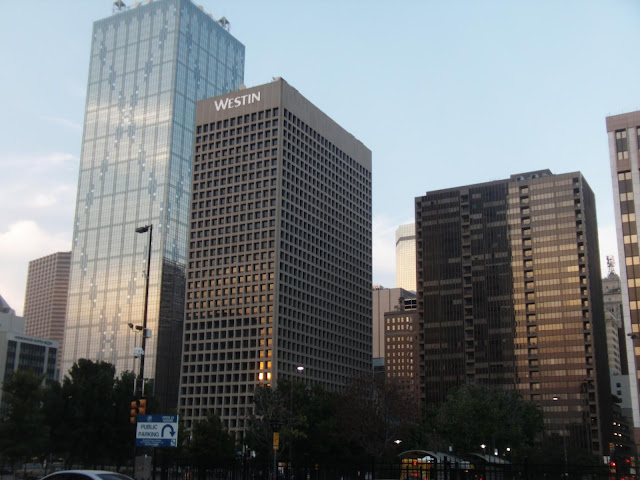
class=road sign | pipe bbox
[136,414,179,447]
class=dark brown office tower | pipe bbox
[416,170,612,457]
[179,78,372,436]
[607,110,640,449]
[23,251,71,373]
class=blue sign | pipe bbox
[136,415,179,447]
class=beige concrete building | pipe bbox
[179,78,372,436]
[23,251,70,371]
[395,223,417,292]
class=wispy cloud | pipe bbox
[41,116,82,131]
[0,221,71,316]
[0,151,77,171]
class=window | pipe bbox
[616,130,629,159]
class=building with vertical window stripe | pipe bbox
[607,110,640,449]
[62,0,245,411]
[416,170,612,457]
[178,78,372,437]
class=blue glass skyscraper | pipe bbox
[63,0,245,409]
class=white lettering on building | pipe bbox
[214,92,261,111]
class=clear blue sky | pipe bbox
[1,0,639,315]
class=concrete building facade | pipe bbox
[396,223,417,292]
[384,305,419,396]
[23,251,70,371]
[607,110,640,447]
[178,78,372,435]
[372,286,416,360]
[0,306,58,409]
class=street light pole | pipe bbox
[135,224,153,397]
[552,396,568,477]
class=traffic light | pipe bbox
[130,400,138,424]
[138,398,147,415]
[129,398,147,424]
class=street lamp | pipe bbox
[552,396,568,477]
[135,224,152,396]
[128,322,145,395]
[269,419,283,480]
[289,366,305,475]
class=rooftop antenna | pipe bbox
[218,17,230,31]
[606,255,616,276]
[113,0,128,13]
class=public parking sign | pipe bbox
[136,415,179,447]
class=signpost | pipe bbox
[136,415,179,447]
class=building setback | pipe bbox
[62,0,245,411]
[179,78,372,435]
[607,110,640,448]
[23,251,70,373]
[416,170,612,457]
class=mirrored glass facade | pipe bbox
[416,170,613,457]
[62,0,244,410]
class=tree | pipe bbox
[435,384,542,456]
[0,370,47,467]
[187,414,236,469]
[59,359,123,467]
[336,373,420,461]
[245,385,287,459]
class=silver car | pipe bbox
[40,471,134,480]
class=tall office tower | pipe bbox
[23,251,71,372]
[607,110,640,446]
[396,223,417,292]
[63,0,245,410]
[372,286,416,360]
[179,78,372,434]
[416,170,612,457]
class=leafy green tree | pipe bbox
[0,370,47,467]
[187,414,236,469]
[111,371,138,468]
[435,384,542,455]
[60,359,123,467]
[41,380,71,463]
[294,385,343,464]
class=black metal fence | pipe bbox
[137,459,629,480]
